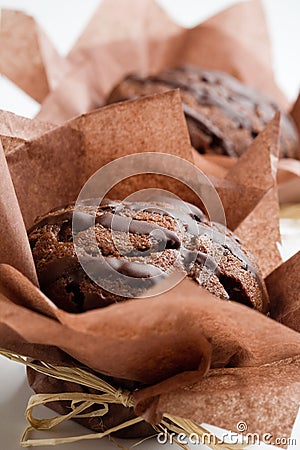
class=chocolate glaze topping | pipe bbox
[96,211,181,250]
[28,199,269,313]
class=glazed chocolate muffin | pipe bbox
[28,199,269,313]
[107,66,299,159]
[27,198,269,438]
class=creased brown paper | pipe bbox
[202,153,300,205]
[204,0,272,69]
[0,142,37,284]
[0,267,212,385]
[0,9,68,103]
[266,251,300,333]
[1,268,300,443]
[0,109,54,154]
[152,356,300,442]
[5,91,194,228]
[35,0,287,123]
[231,114,282,277]
[222,113,279,232]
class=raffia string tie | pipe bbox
[0,349,247,450]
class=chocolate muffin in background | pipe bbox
[107,66,299,159]
[27,198,269,438]
[28,199,269,314]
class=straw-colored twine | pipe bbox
[0,349,247,449]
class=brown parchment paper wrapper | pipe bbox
[0,92,299,445]
[203,153,300,205]
[153,355,300,441]
[0,141,37,284]
[34,0,288,124]
[266,251,300,333]
[232,114,282,277]
[0,10,68,103]
[1,269,300,442]
[0,109,54,154]
[132,282,300,439]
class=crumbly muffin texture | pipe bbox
[107,66,299,159]
[28,199,269,313]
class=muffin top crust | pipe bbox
[28,199,269,314]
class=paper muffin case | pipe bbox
[0,0,300,447]
[1,0,300,203]
[0,9,69,103]
[0,89,299,448]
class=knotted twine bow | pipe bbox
[0,349,247,450]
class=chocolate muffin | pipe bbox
[107,66,299,159]
[28,199,269,313]
[27,198,269,438]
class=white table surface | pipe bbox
[0,1,300,449]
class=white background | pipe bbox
[0,1,300,450]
